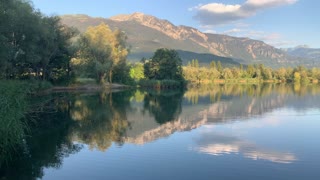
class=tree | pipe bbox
[210,61,216,69]
[275,68,287,82]
[222,68,233,79]
[246,65,255,78]
[129,63,145,81]
[311,67,320,80]
[144,48,183,81]
[37,16,78,82]
[75,23,128,84]
[217,61,222,72]
[194,59,199,68]
[293,72,301,82]
[261,67,273,80]
[231,67,241,78]
[0,0,76,82]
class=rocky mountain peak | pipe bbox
[110,12,149,21]
[111,12,209,45]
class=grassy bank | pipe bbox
[0,80,52,165]
[0,81,29,164]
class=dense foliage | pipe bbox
[72,23,129,84]
[143,48,184,81]
[140,48,185,88]
[0,0,77,83]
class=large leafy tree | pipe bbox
[75,23,128,84]
[0,0,76,81]
[144,48,183,81]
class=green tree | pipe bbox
[222,68,233,79]
[231,67,241,78]
[129,63,145,81]
[261,67,273,80]
[144,48,183,81]
[217,61,222,72]
[311,67,320,80]
[246,64,255,78]
[75,23,128,84]
[194,59,199,68]
[293,72,301,82]
[0,0,76,82]
[275,68,287,82]
[210,61,216,69]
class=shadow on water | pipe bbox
[1,83,320,179]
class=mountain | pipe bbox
[283,45,320,65]
[60,13,306,67]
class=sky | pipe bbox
[31,0,319,48]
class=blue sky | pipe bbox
[32,0,319,48]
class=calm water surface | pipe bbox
[1,84,320,179]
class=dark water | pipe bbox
[1,84,320,180]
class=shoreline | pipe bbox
[49,83,131,93]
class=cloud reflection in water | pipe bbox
[194,129,297,164]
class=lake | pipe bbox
[1,84,320,179]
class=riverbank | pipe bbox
[50,83,131,92]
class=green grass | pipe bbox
[74,78,97,85]
[0,80,51,165]
[0,81,30,164]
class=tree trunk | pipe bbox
[99,72,107,85]
[42,65,46,80]
[109,70,113,84]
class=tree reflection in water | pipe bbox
[142,89,184,124]
[2,83,320,179]
[70,91,133,151]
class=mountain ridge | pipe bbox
[283,46,320,63]
[60,13,312,67]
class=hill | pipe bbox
[283,46,320,66]
[61,13,308,67]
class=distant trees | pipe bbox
[182,62,320,84]
[73,23,128,84]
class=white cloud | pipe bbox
[223,28,245,34]
[234,22,250,28]
[199,3,241,14]
[193,0,298,25]
[188,3,203,11]
[203,29,217,34]
[245,0,297,9]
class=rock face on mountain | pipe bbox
[61,13,304,67]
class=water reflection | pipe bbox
[185,83,320,123]
[143,90,183,124]
[1,83,320,179]
[0,102,82,179]
[69,91,133,151]
[194,130,297,164]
